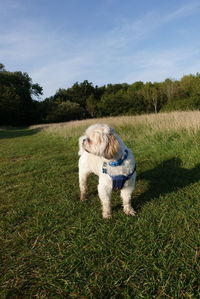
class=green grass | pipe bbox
[0,123,200,298]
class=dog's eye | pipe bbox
[87,138,92,143]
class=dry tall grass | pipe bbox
[30,111,200,138]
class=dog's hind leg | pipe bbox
[121,186,136,216]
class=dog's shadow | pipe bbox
[86,157,200,212]
[133,157,200,210]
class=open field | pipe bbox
[31,111,200,137]
[1,111,200,298]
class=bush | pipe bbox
[162,96,200,112]
[45,101,85,123]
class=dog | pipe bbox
[78,124,136,218]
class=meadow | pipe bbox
[0,111,200,298]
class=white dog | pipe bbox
[78,124,136,218]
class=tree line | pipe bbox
[0,63,200,126]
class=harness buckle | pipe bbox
[102,162,107,174]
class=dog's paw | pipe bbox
[80,194,86,201]
[124,208,136,216]
[102,212,112,219]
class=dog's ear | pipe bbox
[104,134,120,159]
[78,135,86,156]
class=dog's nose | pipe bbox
[83,138,87,144]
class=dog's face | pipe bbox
[80,124,120,159]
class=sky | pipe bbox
[1,0,200,99]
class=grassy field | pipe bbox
[0,111,200,298]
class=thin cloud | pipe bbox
[165,1,200,21]
[1,0,200,98]
[122,46,200,83]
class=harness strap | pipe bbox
[102,149,136,190]
[102,163,136,190]
[126,164,137,179]
[110,164,136,190]
[109,149,128,167]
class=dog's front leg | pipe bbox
[98,183,112,219]
[79,171,89,201]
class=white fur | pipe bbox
[78,124,136,218]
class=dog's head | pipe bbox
[79,124,120,159]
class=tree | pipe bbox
[0,63,6,72]
[66,80,95,110]
[1,61,200,125]
[0,65,43,125]
[140,82,165,113]
[104,83,128,95]
[150,83,165,113]
[54,88,72,102]
[162,79,179,103]
[86,94,98,117]
[45,101,85,123]
[98,92,133,117]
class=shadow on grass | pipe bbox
[134,158,200,210]
[0,128,43,139]
[83,158,200,213]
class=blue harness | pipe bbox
[102,150,136,190]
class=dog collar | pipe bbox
[109,149,128,167]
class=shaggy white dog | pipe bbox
[78,124,136,218]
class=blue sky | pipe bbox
[1,0,200,99]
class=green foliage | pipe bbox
[45,100,85,123]
[86,94,98,117]
[0,64,43,125]
[0,63,6,71]
[0,124,200,297]
[162,96,200,112]
[0,62,200,126]
[64,80,95,109]
[55,75,199,120]
[98,93,128,116]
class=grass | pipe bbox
[31,111,200,137]
[0,111,200,298]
